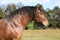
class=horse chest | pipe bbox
[7,22,23,34]
[4,20,23,39]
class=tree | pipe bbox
[53,6,60,20]
[52,6,60,28]
[16,2,24,9]
[46,6,60,28]
[5,4,16,15]
[11,4,16,11]
[0,7,6,19]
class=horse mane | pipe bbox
[6,6,36,19]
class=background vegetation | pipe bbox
[0,3,60,29]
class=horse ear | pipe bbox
[36,4,43,12]
[36,5,41,13]
[36,4,41,10]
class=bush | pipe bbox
[49,19,58,28]
[0,13,6,19]
[26,20,34,30]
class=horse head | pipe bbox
[34,5,49,27]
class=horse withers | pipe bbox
[0,5,49,40]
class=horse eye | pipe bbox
[40,12,43,15]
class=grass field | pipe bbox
[21,29,60,40]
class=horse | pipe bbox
[0,6,49,40]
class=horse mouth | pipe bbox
[42,21,49,27]
[35,22,49,28]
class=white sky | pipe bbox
[0,0,60,9]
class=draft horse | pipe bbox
[0,6,49,40]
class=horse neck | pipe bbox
[7,14,33,29]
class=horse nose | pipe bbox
[42,21,49,27]
[45,23,49,28]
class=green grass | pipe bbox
[21,29,60,40]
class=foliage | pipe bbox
[47,6,60,29]
[0,7,6,19]
[49,19,58,28]
[16,2,24,9]
[26,21,35,30]
[5,4,16,15]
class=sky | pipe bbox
[0,0,60,9]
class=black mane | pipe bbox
[6,6,36,19]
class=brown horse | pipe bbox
[0,6,49,40]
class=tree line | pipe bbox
[0,3,60,30]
